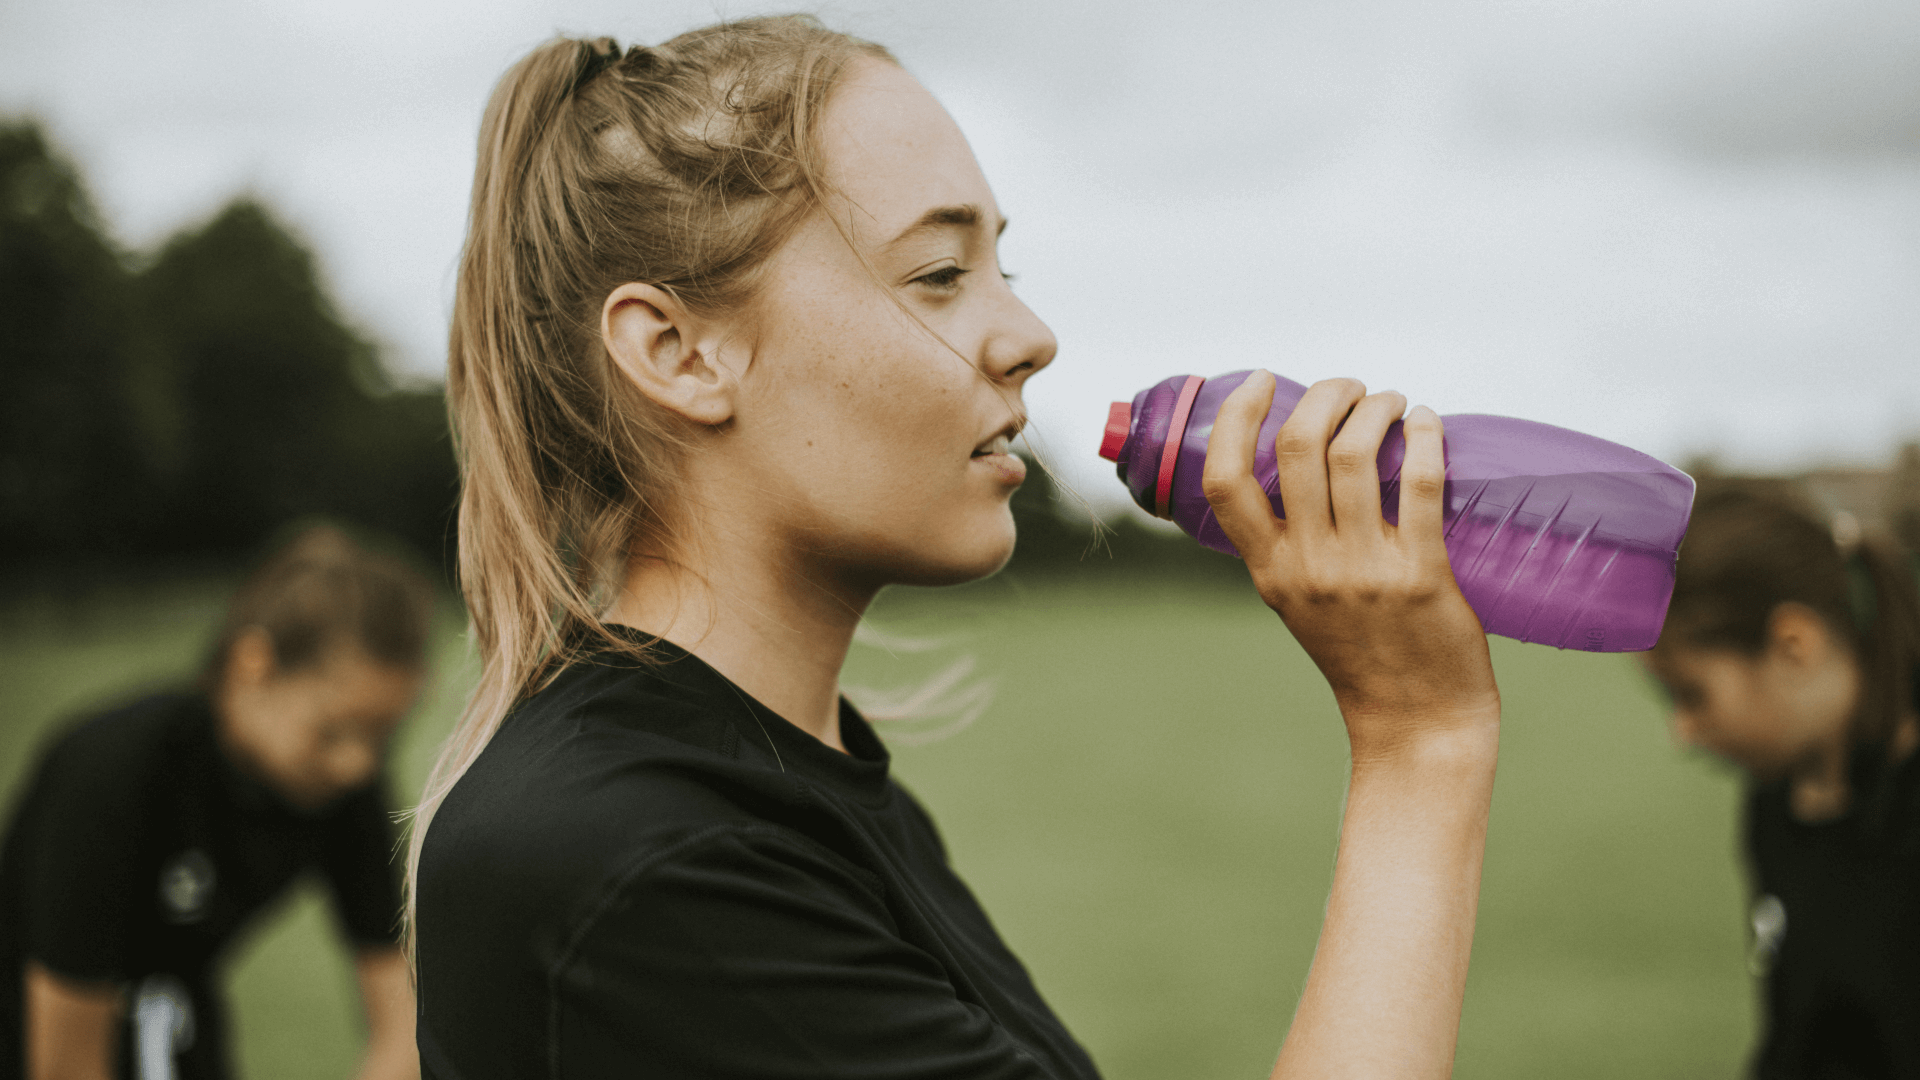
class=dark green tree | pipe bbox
[138,199,455,565]
[1889,442,1920,553]
[0,121,165,563]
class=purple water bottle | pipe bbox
[1098,370,1695,652]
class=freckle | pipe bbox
[807,440,814,448]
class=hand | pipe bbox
[1201,371,1498,763]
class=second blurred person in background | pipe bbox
[0,525,431,1080]
[1646,490,1920,1079]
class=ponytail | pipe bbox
[405,17,894,951]
[1845,536,1920,750]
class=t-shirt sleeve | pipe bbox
[318,780,404,947]
[15,730,157,982]
[553,825,1063,1080]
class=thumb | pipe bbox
[1200,371,1283,557]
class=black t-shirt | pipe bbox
[0,692,403,1080]
[1744,748,1920,1079]
[415,636,1102,1079]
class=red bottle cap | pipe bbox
[1099,401,1130,461]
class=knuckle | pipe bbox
[1405,473,1445,500]
[1275,430,1316,457]
[1295,566,1345,605]
[1326,447,1370,475]
[1200,473,1238,507]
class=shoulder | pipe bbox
[417,659,810,934]
[26,692,205,804]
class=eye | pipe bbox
[911,265,971,294]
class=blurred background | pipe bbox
[3,0,1918,1077]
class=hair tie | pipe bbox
[1845,553,1877,632]
[621,44,664,74]
[1830,510,1877,632]
[570,38,622,96]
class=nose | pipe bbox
[979,284,1057,388]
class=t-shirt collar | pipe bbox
[603,628,895,805]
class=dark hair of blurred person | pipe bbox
[0,523,434,1080]
[1644,488,1920,1079]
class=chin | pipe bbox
[1725,750,1790,783]
[887,522,1018,587]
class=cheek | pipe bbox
[788,351,974,488]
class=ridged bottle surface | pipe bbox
[1100,370,1696,652]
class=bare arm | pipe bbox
[352,948,418,1080]
[1202,372,1501,1079]
[24,961,122,1080]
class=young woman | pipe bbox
[410,17,1502,1079]
[0,525,430,1080]
[1645,489,1920,1079]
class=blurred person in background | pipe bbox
[0,524,431,1080]
[1645,489,1920,1079]
[408,17,1504,1079]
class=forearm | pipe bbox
[1274,719,1499,1080]
[353,1030,419,1080]
[352,947,419,1080]
[25,962,121,1080]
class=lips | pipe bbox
[969,429,1025,485]
[972,433,1012,457]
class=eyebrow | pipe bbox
[882,203,1008,250]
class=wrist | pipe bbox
[1344,702,1501,776]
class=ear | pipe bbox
[225,627,277,691]
[602,283,737,427]
[1766,602,1837,668]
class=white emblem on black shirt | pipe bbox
[158,849,215,924]
[1749,893,1787,977]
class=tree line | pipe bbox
[2,119,1238,588]
[1,120,456,577]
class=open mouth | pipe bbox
[972,433,1012,458]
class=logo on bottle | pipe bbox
[158,849,216,924]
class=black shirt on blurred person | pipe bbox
[0,692,402,1080]
[1744,744,1920,1080]
[415,635,1102,1080]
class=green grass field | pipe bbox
[0,572,1754,1078]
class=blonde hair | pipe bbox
[407,17,894,934]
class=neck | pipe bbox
[603,529,874,754]
[1788,707,1920,822]
[1788,737,1851,822]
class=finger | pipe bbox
[1396,405,1448,557]
[1272,377,1366,540]
[1325,390,1407,533]
[1201,371,1284,555]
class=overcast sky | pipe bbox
[5,0,1917,511]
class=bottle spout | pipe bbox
[1099,401,1130,462]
